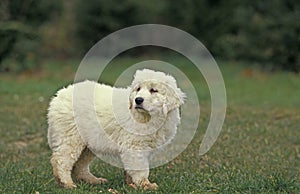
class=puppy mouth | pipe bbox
[135,105,147,111]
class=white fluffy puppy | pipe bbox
[47,69,185,190]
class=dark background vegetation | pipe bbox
[1,1,299,193]
[1,0,300,72]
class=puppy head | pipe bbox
[129,69,185,122]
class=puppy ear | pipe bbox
[129,100,132,109]
[163,86,185,115]
[129,92,133,109]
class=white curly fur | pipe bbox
[47,69,185,190]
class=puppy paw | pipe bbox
[140,179,158,190]
[62,182,77,188]
[96,177,108,184]
[86,177,108,184]
[142,182,158,190]
[128,183,137,189]
[76,175,108,185]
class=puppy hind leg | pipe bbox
[73,148,108,184]
[50,144,85,188]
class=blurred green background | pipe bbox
[1,0,300,72]
[1,1,300,193]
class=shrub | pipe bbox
[214,1,300,72]
[0,0,62,72]
[75,0,165,54]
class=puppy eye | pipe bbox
[150,88,158,93]
[136,87,141,92]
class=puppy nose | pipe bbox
[135,97,144,105]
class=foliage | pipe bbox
[214,0,300,72]
[0,0,61,72]
[1,0,300,72]
[75,0,300,72]
[75,0,165,53]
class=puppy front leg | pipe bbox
[121,152,158,190]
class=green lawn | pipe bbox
[0,59,299,193]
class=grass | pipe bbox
[0,58,299,193]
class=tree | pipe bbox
[0,0,61,71]
[75,0,165,54]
